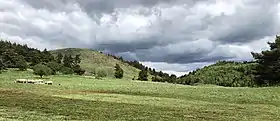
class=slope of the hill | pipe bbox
[50,48,140,79]
[177,61,257,87]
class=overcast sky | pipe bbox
[1,0,280,76]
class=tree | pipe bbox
[252,35,280,86]
[71,54,85,75]
[74,54,81,65]
[29,51,41,66]
[138,69,148,81]
[41,48,54,63]
[56,53,63,64]
[60,66,74,75]
[114,64,124,79]
[63,55,73,68]
[158,71,164,77]
[73,65,85,75]
[46,61,63,75]
[0,59,6,73]
[15,55,28,71]
[33,64,52,78]
[169,74,177,83]
[152,69,156,75]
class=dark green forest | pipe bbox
[1,35,280,87]
[0,40,85,77]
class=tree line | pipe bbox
[0,40,84,77]
[106,54,175,81]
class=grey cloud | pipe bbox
[1,0,280,66]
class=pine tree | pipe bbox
[114,64,124,79]
[152,69,156,75]
[138,69,148,81]
[252,35,280,86]
[56,53,63,64]
[74,54,81,65]
[63,55,72,68]
[42,48,54,63]
[72,54,85,75]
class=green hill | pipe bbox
[50,48,140,79]
[177,61,257,87]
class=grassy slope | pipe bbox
[50,48,140,79]
[179,62,256,86]
[0,69,280,121]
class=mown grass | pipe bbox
[0,69,280,121]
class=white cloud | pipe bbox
[141,61,214,76]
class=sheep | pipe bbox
[45,81,53,85]
[15,79,27,83]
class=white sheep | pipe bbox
[15,79,27,83]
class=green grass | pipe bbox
[0,69,280,121]
[50,48,140,79]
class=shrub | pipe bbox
[96,69,107,78]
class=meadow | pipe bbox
[0,69,280,121]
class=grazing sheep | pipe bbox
[15,79,27,83]
[45,81,53,85]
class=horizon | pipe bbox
[1,0,279,76]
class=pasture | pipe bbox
[0,69,280,121]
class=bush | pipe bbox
[33,64,52,78]
[152,76,163,82]
[60,67,74,75]
[96,69,107,78]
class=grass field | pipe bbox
[0,69,280,121]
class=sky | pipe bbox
[1,0,280,76]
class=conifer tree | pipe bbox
[56,53,63,64]
[252,35,280,86]
[114,64,124,79]
[138,69,148,81]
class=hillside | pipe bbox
[177,61,257,87]
[50,48,140,79]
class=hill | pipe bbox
[50,48,140,79]
[177,61,257,87]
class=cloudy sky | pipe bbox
[1,0,280,76]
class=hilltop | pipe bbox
[50,48,140,79]
[177,61,256,87]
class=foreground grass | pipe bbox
[0,69,280,121]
